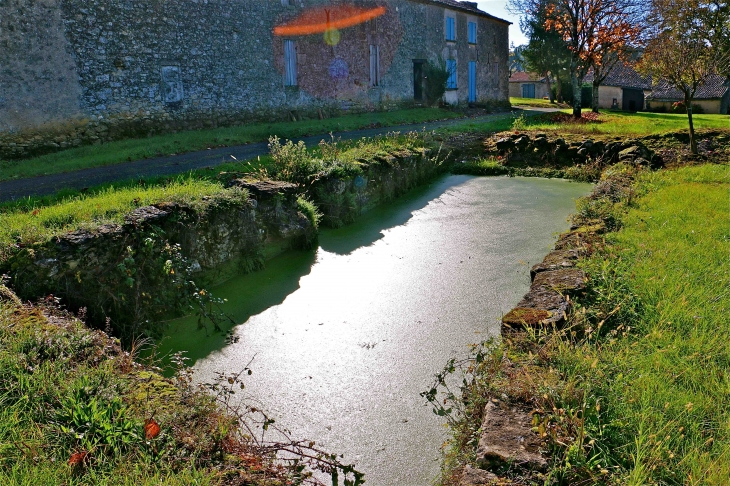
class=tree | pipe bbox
[638,1,730,153]
[520,6,573,103]
[510,0,643,117]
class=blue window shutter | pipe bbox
[468,61,476,102]
[446,17,455,41]
[468,22,477,43]
[447,59,457,89]
[284,40,297,86]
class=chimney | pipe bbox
[461,1,479,8]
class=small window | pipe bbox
[370,44,381,87]
[446,59,457,89]
[445,16,456,41]
[468,21,477,44]
[284,40,297,86]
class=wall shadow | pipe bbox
[153,249,317,369]
[319,174,472,255]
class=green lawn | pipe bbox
[519,110,730,138]
[510,96,571,108]
[0,107,462,182]
[559,163,730,484]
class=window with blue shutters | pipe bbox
[468,61,476,102]
[468,21,477,44]
[446,59,457,89]
[284,40,297,86]
[445,16,455,41]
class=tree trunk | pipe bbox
[592,81,600,113]
[545,72,555,103]
[571,71,582,118]
[556,77,564,103]
[686,95,697,154]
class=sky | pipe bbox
[475,1,529,47]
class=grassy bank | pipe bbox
[438,161,730,484]
[0,108,463,182]
[0,291,364,485]
[0,131,433,258]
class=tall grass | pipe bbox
[559,163,730,483]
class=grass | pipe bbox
[0,108,463,182]
[510,97,571,108]
[0,291,344,485]
[570,163,730,484]
[510,110,730,138]
[0,179,232,261]
[436,161,730,485]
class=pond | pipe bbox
[157,175,592,485]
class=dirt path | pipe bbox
[0,107,556,202]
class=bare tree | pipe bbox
[639,1,730,153]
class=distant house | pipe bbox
[584,62,652,111]
[509,72,551,99]
[646,75,730,114]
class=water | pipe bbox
[158,175,591,485]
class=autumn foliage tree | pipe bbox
[510,0,643,117]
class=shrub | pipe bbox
[423,60,450,107]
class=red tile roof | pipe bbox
[509,72,547,83]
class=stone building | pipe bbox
[508,72,551,99]
[583,62,652,112]
[646,75,730,114]
[0,0,510,137]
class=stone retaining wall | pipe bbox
[458,174,624,485]
[310,147,444,227]
[3,182,313,339]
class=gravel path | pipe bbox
[0,106,557,202]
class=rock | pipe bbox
[496,138,514,151]
[530,249,581,280]
[476,401,547,472]
[532,268,586,293]
[460,465,499,486]
[514,135,530,148]
[502,307,556,329]
[230,179,298,200]
[0,284,22,306]
[125,206,169,226]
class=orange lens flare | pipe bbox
[274,5,386,36]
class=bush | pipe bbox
[423,60,450,107]
[268,135,324,185]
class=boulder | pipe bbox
[495,138,514,151]
[476,400,547,472]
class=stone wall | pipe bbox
[2,183,313,339]
[0,0,510,158]
[0,0,83,132]
[309,147,444,227]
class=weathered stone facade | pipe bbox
[0,0,509,140]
